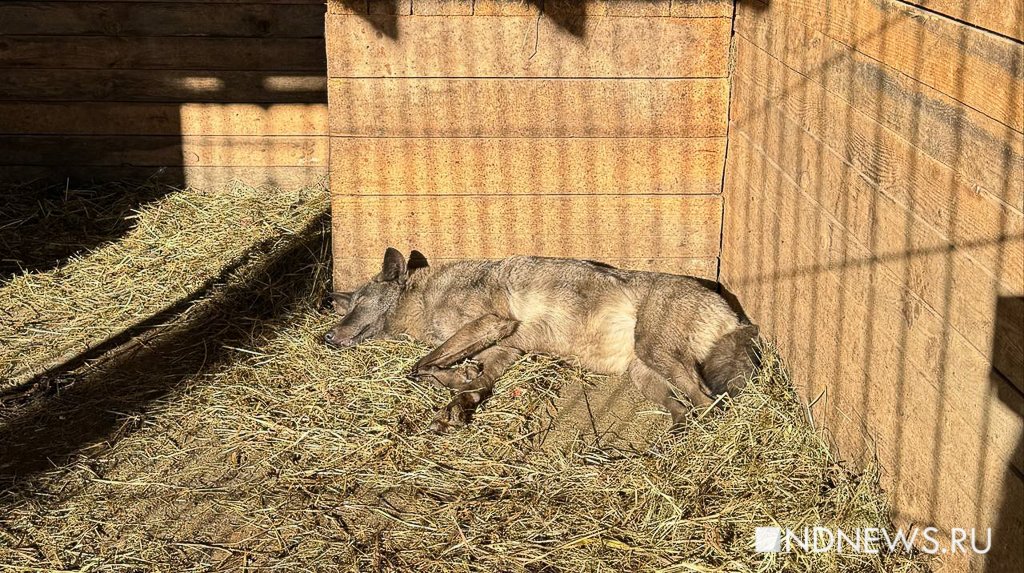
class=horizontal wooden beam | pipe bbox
[328,78,729,136]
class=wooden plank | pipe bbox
[722,152,1024,572]
[734,10,1024,213]
[723,132,1024,478]
[732,39,1024,289]
[604,0,671,17]
[60,1,328,4]
[0,2,325,38]
[0,135,328,167]
[0,36,326,71]
[330,194,722,288]
[182,165,328,189]
[335,256,719,288]
[0,70,327,103]
[900,0,1024,42]
[328,78,729,136]
[368,0,412,14]
[329,0,369,13]
[730,72,1024,387]
[414,0,473,15]
[329,137,724,195]
[472,0,539,16]
[670,0,732,18]
[326,15,729,78]
[544,0,730,18]
[742,0,1024,133]
[0,103,327,136]
[0,165,326,189]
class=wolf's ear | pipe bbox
[381,247,407,283]
[327,292,352,314]
[408,250,429,273]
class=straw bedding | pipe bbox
[0,182,928,572]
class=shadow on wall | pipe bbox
[988,296,1024,573]
[0,0,329,281]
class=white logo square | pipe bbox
[755,527,783,553]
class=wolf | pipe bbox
[325,248,759,433]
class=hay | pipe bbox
[0,182,929,572]
[0,179,327,394]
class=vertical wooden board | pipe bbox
[328,78,729,136]
[330,195,722,288]
[329,137,725,195]
[735,0,1024,210]
[326,15,730,78]
[748,0,1024,133]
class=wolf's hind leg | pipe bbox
[412,314,519,374]
[429,346,523,433]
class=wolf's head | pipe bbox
[324,248,425,348]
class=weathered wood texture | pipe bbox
[327,0,733,286]
[0,1,329,189]
[722,0,1024,569]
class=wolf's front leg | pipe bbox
[429,346,524,433]
[411,314,519,374]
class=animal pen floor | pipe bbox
[0,182,928,572]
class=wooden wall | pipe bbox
[327,0,733,288]
[0,0,329,189]
[720,0,1023,569]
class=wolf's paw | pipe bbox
[428,399,472,434]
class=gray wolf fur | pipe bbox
[325,248,759,432]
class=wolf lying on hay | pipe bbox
[325,248,760,433]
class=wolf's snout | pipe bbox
[324,330,352,347]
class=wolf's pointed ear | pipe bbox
[408,250,429,273]
[381,247,407,283]
[327,292,353,314]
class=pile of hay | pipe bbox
[0,180,327,394]
[0,182,928,572]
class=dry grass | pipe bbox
[0,182,930,572]
[0,180,327,393]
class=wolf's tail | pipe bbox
[700,324,761,397]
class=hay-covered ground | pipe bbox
[0,182,929,572]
